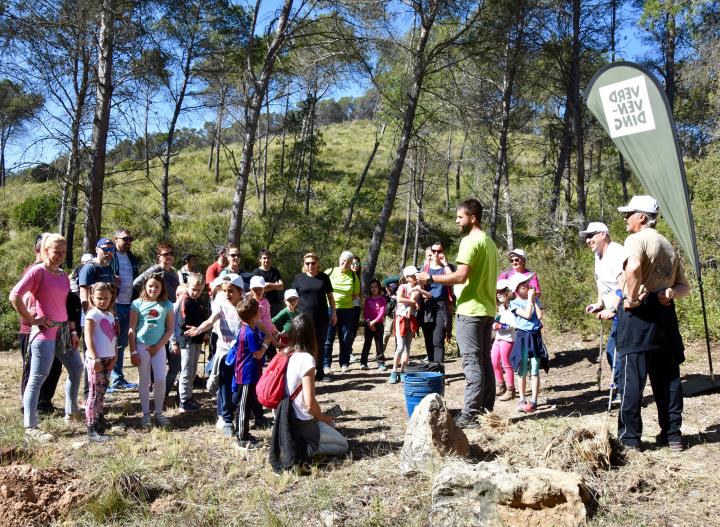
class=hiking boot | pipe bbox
[140,415,152,429]
[454,413,481,430]
[97,414,113,433]
[25,427,56,443]
[87,425,111,443]
[179,399,201,413]
[495,382,506,396]
[234,436,261,451]
[499,387,516,401]
[154,413,170,427]
[388,372,400,384]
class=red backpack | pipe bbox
[256,350,302,409]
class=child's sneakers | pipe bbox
[518,400,537,414]
[179,399,201,413]
[388,371,400,384]
[87,425,111,443]
[377,362,388,371]
[154,413,170,427]
[495,382,506,396]
[140,415,153,429]
[399,372,406,382]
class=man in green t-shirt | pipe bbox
[418,198,498,429]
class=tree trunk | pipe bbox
[664,11,676,111]
[227,0,294,245]
[294,114,309,193]
[401,176,412,269]
[215,86,226,184]
[571,0,586,228]
[619,151,628,201]
[83,0,115,251]
[144,89,151,181]
[444,131,452,211]
[362,12,437,292]
[455,131,467,203]
[304,95,316,216]
[491,44,515,241]
[344,122,386,231]
[262,89,270,215]
[549,96,573,219]
[58,154,72,235]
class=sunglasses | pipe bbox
[432,249,443,253]
[228,253,240,258]
[100,246,115,253]
[305,261,317,265]
[624,211,638,219]
[159,252,174,257]
[116,236,133,242]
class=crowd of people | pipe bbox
[8,194,691,463]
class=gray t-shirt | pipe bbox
[116,251,134,304]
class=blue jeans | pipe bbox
[111,303,131,385]
[24,338,83,428]
[324,308,356,369]
[606,318,620,389]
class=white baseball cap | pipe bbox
[496,279,510,291]
[249,276,266,290]
[580,222,609,238]
[216,273,244,291]
[508,248,527,260]
[284,288,299,300]
[508,272,535,292]
[617,195,658,215]
[403,265,419,277]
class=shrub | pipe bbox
[11,193,60,231]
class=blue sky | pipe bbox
[5,0,652,171]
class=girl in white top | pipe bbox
[285,314,348,456]
[84,282,118,442]
[491,279,517,401]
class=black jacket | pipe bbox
[269,397,319,473]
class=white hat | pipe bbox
[210,276,224,289]
[508,272,534,292]
[580,222,609,238]
[496,279,510,291]
[216,273,243,290]
[403,265,419,277]
[617,195,658,215]
[284,288,299,300]
[508,248,527,260]
[249,276,266,289]
[80,253,93,264]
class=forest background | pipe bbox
[0,0,719,354]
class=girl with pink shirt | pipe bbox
[9,234,83,442]
[492,280,517,401]
[360,279,387,370]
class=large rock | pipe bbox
[431,460,592,527]
[399,393,470,475]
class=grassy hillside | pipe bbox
[1,120,719,351]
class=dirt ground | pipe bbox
[1,331,720,526]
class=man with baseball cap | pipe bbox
[418,198,498,429]
[615,195,690,452]
[581,221,626,400]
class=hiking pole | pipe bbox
[607,342,619,414]
[596,320,604,393]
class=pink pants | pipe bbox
[491,339,514,388]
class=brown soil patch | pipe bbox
[0,464,84,527]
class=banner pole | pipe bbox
[697,272,714,382]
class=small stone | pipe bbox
[319,510,337,527]
[71,441,86,450]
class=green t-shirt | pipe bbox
[272,307,298,334]
[453,230,498,317]
[325,267,360,310]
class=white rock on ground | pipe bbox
[431,460,592,527]
[399,393,470,476]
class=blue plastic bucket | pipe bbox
[403,371,445,418]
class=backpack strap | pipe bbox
[290,383,302,401]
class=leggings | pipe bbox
[395,332,412,358]
[360,322,385,365]
[137,343,167,416]
[85,357,112,426]
[491,339,514,388]
[179,342,202,403]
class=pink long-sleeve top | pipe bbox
[11,265,70,341]
[363,295,387,325]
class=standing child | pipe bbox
[272,289,300,345]
[491,279,516,401]
[170,274,206,413]
[228,297,271,451]
[508,272,548,413]
[129,274,175,428]
[185,274,244,437]
[83,282,118,442]
[360,279,387,370]
[389,267,430,384]
[249,276,280,351]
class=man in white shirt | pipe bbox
[582,221,625,397]
[109,228,140,391]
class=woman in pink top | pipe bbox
[359,279,387,370]
[497,248,541,295]
[9,234,83,442]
